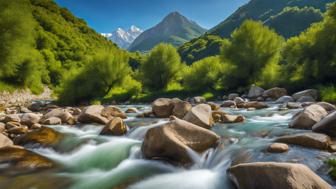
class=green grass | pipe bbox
[327,158,336,179]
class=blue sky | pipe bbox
[55,0,249,33]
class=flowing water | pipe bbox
[0,104,335,189]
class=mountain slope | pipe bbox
[209,0,334,38]
[102,26,143,49]
[128,12,206,52]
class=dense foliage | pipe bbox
[58,48,131,104]
[282,3,336,88]
[140,44,183,91]
[221,20,284,89]
[265,7,323,38]
[178,35,229,64]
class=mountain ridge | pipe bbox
[102,25,143,49]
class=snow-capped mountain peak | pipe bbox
[102,26,143,49]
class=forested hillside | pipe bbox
[0,0,118,93]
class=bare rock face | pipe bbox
[313,111,336,137]
[228,162,332,189]
[263,87,287,100]
[289,104,328,130]
[78,105,108,125]
[292,89,318,101]
[142,117,219,165]
[275,132,332,150]
[267,143,289,153]
[183,104,213,129]
[100,117,127,136]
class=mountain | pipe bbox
[102,25,143,49]
[209,0,334,38]
[128,12,207,52]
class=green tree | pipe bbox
[183,56,223,91]
[221,20,284,89]
[282,3,336,87]
[140,43,183,90]
[59,48,131,104]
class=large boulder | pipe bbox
[41,109,75,125]
[183,104,213,129]
[14,127,63,148]
[20,113,41,127]
[3,114,20,123]
[316,102,336,112]
[41,117,62,125]
[275,96,294,104]
[0,147,56,170]
[275,132,331,150]
[142,117,219,165]
[263,87,287,100]
[100,117,127,136]
[221,100,236,108]
[172,99,192,119]
[101,106,127,119]
[212,111,245,123]
[267,143,289,153]
[292,89,318,101]
[289,104,328,129]
[234,97,245,106]
[313,111,336,137]
[152,98,174,118]
[228,162,332,189]
[248,85,264,99]
[228,93,239,101]
[0,133,13,148]
[78,105,108,124]
[297,96,316,103]
[207,102,220,111]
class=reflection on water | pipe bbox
[0,104,335,189]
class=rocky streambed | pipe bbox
[0,88,336,189]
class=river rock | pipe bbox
[6,121,21,130]
[152,98,174,118]
[20,113,40,127]
[3,114,20,123]
[142,117,219,165]
[14,127,63,147]
[19,106,32,113]
[172,99,192,119]
[125,108,139,113]
[28,101,44,112]
[0,147,56,170]
[100,117,127,136]
[191,96,206,104]
[78,105,108,124]
[221,114,245,123]
[234,97,245,106]
[241,101,269,109]
[316,102,336,112]
[248,85,264,99]
[313,111,336,137]
[292,89,318,101]
[7,126,28,135]
[267,143,289,153]
[221,100,236,108]
[207,102,220,111]
[41,109,75,125]
[289,104,328,129]
[275,96,294,104]
[183,104,213,129]
[228,93,239,100]
[228,162,332,189]
[276,132,331,150]
[297,96,316,103]
[286,102,302,109]
[0,133,13,148]
[263,87,287,100]
[41,117,62,125]
[101,106,127,119]
[0,122,5,133]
